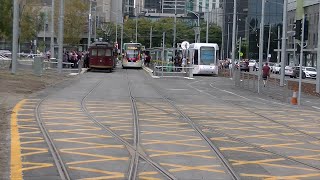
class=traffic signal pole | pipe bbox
[298,15,305,105]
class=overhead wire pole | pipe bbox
[50,0,55,58]
[58,0,64,73]
[173,0,177,51]
[316,0,320,93]
[298,15,305,105]
[280,0,288,86]
[258,0,266,93]
[206,11,209,43]
[150,26,153,48]
[88,0,92,48]
[12,0,19,74]
[267,24,272,62]
[231,0,237,79]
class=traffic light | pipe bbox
[304,19,309,41]
[294,20,302,40]
[294,19,309,41]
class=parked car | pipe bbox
[268,62,275,72]
[272,63,281,74]
[293,66,306,79]
[240,61,249,72]
[303,67,317,79]
[248,59,258,71]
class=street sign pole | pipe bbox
[50,0,55,58]
[58,0,64,73]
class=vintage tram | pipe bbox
[88,42,116,71]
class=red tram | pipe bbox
[88,42,116,71]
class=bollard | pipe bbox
[291,90,298,105]
[188,64,193,78]
[78,59,83,74]
[33,56,43,76]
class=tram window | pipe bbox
[97,49,105,56]
[194,50,198,65]
[105,49,112,56]
[91,49,98,56]
[200,47,215,65]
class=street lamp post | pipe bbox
[258,0,266,93]
[58,0,64,73]
[186,10,200,43]
[12,0,19,74]
[111,11,119,43]
[231,0,237,78]
[280,0,288,86]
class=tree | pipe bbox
[19,4,43,43]
[0,0,12,40]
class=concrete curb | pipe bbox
[143,66,159,78]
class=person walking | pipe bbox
[262,62,271,87]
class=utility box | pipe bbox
[33,57,43,76]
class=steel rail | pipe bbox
[187,80,320,171]
[80,72,176,180]
[140,70,240,180]
[35,99,71,180]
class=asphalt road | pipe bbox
[8,66,320,180]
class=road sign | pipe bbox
[181,41,190,50]
[239,52,243,57]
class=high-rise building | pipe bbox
[222,0,283,60]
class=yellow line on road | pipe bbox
[10,99,26,180]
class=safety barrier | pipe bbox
[153,65,194,78]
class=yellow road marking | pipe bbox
[142,130,198,139]
[147,149,214,159]
[142,139,206,147]
[61,151,129,161]
[21,147,48,157]
[69,166,124,179]
[240,173,320,179]
[160,163,225,173]
[60,145,124,151]
[220,147,271,155]
[11,99,26,180]
[230,159,316,171]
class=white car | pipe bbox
[303,67,317,79]
[248,60,258,71]
[272,63,281,74]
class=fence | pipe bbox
[152,65,193,78]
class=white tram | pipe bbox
[188,43,219,75]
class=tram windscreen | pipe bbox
[200,47,215,65]
[126,50,139,59]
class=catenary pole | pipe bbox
[227,23,230,58]
[88,0,92,48]
[231,0,237,78]
[267,24,271,62]
[277,26,280,63]
[280,0,288,86]
[120,17,124,55]
[206,11,209,43]
[258,0,265,93]
[150,26,153,48]
[50,0,55,58]
[12,0,19,74]
[58,0,64,73]
[316,1,320,93]
[173,0,177,50]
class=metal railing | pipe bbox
[153,65,194,78]
[235,70,291,102]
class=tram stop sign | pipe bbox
[181,41,190,50]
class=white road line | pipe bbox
[209,83,253,101]
[167,89,188,91]
[312,106,320,110]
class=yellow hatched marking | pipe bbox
[289,154,320,161]
[142,130,198,139]
[21,136,43,140]
[237,134,299,142]
[16,114,33,116]
[21,162,53,171]
[240,173,320,179]
[46,123,99,129]
[41,111,84,115]
[220,147,271,155]
[54,131,110,137]
[67,158,129,165]
[50,128,101,133]
[216,127,270,134]
[210,137,238,143]
[142,139,206,147]
[55,135,111,141]
[21,147,48,157]
[147,149,215,159]
[20,140,45,145]
[139,176,161,180]
[230,159,316,171]
[69,166,124,180]
[160,163,225,173]
[18,119,34,122]
[102,121,131,125]
[11,99,25,180]
[19,109,34,111]
[259,142,305,148]
[56,139,122,146]
[18,125,39,130]
[42,116,89,120]
[19,131,41,135]
[61,145,124,151]
[61,151,129,160]
[139,171,158,175]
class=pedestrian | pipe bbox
[145,54,151,67]
[181,56,186,72]
[262,62,271,87]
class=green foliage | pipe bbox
[19,3,43,42]
[0,0,13,40]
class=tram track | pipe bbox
[139,69,241,180]
[185,79,320,171]
[34,98,71,180]
[81,70,176,180]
